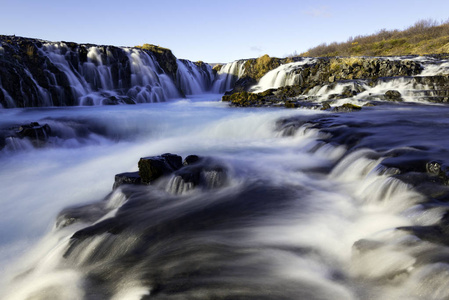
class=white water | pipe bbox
[2,51,449,298]
[212,60,247,92]
[250,58,315,93]
[1,93,447,299]
[176,60,214,95]
[0,42,214,107]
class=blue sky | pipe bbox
[1,0,449,63]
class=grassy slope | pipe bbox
[300,19,449,57]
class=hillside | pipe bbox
[300,19,449,57]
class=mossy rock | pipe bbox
[284,101,297,108]
[243,54,281,80]
[332,103,362,112]
[384,90,403,101]
[222,90,283,107]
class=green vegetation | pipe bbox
[26,45,34,58]
[329,57,363,71]
[244,54,281,80]
[135,43,171,54]
[300,19,449,57]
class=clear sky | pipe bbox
[1,0,449,63]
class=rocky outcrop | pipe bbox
[0,36,214,108]
[0,121,51,149]
[220,57,449,108]
[384,90,403,101]
[138,153,183,184]
[224,57,423,96]
[114,153,228,192]
[136,44,178,78]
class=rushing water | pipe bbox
[1,91,449,299]
[1,45,449,299]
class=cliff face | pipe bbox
[0,36,215,108]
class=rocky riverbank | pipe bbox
[220,56,449,109]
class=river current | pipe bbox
[1,92,449,299]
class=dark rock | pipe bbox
[171,158,227,191]
[332,103,362,112]
[138,153,183,184]
[426,160,449,185]
[229,76,258,93]
[222,56,427,108]
[9,122,52,147]
[56,201,108,229]
[113,154,228,194]
[427,160,444,175]
[321,103,331,110]
[113,171,141,190]
[161,153,183,170]
[183,155,201,166]
[384,90,403,101]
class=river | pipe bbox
[1,92,449,299]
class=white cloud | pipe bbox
[304,6,332,18]
[250,46,263,52]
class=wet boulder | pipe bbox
[16,122,51,141]
[113,154,228,193]
[426,160,449,185]
[332,103,362,112]
[384,90,403,101]
[113,171,141,190]
[138,153,183,184]
[0,121,53,148]
[183,155,200,166]
[168,157,228,194]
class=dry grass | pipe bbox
[300,19,449,57]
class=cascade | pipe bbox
[250,58,315,93]
[1,98,449,299]
[212,60,247,93]
[0,85,16,108]
[176,59,215,95]
[0,38,217,108]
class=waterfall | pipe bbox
[0,85,16,108]
[176,59,215,95]
[212,60,247,93]
[0,39,217,108]
[250,58,316,93]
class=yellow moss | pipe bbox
[26,45,34,58]
[136,43,171,54]
[213,64,223,72]
[284,101,296,108]
[330,57,363,72]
